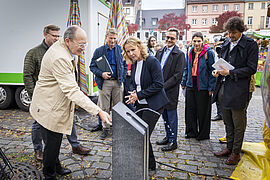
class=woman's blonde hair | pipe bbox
[122,36,149,64]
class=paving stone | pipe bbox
[83,155,102,162]
[96,151,111,157]
[85,168,96,176]
[92,146,108,151]
[171,171,188,179]
[70,170,85,179]
[186,160,203,166]
[157,157,170,163]
[177,164,197,173]
[96,170,111,178]
[198,167,216,176]
[92,162,110,170]
[156,170,170,178]
[62,158,76,165]
[66,163,82,172]
[177,154,194,160]
[102,156,112,163]
[204,161,218,168]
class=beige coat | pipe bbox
[30,38,100,135]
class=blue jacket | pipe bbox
[90,44,127,90]
[181,45,216,91]
[130,56,169,111]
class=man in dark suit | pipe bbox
[155,28,185,151]
[212,17,258,165]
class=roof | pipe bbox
[135,9,185,30]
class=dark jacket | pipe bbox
[155,45,185,110]
[90,44,128,90]
[181,44,216,91]
[212,34,258,109]
[23,40,49,98]
[130,56,169,111]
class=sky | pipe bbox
[142,0,185,10]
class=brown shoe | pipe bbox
[35,150,43,161]
[214,148,231,157]
[72,145,90,155]
[225,153,240,165]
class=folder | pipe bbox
[212,58,235,71]
[96,55,113,74]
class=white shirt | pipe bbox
[230,34,242,51]
[135,60,147,104]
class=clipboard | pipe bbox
[96,55,113,74]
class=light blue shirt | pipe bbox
[160,46,174,69]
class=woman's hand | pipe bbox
[125,90,138,104]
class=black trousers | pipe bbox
[40,125,63,180]
[136,103,163,170]
[185,86,211,140]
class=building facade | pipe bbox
[244,0,269,30]
[135,9,185,42]
[123,0,141,24]
[186,0,245,42]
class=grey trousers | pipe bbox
[98,80,123,129]
[32,120,80,152]
[218,84,247,154]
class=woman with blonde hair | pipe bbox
[123,36,168,171]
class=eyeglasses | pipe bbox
[72,41,88,48]
[166,36,176,40]
[47,33,61,38]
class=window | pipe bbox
[202,19,207,25]
[142,18,145,27]
[266,17,269,28]
[262,2,266,9]
[126,8,130,15]
[137,32,140,39]
[248,3,254,10]
[223,4,229,11]
[212,18,217,25]
[145,32,149,39]
[192,19,197,25]
[151,18,158,26]
[162,32,166,40]
[202,5,208,12]
[234,4,240,11]
[248,17,253,25]
[212,5,218,11]
[126,0,131,4]
[192,6,197,12]
[261,16,265,29]
[153,32,157,39]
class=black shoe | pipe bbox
[211,115,222,121]
[161,142,177,151]
[91,124,102,132]
[100,129,109,139]
[156,137,169,145]
[56,167,72,176]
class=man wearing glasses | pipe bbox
[23,25,92,162]
[90,28,127,139]
[155,28,185,151]
[30,25,112,179]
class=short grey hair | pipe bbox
[64,25,79,41]
[106,28,117,36]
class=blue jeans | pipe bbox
[32,121,80,151]
[162,109,178,143]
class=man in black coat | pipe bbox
[155,28,185,151]
[212,17,258,165]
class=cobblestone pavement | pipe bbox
[0,87,264,179]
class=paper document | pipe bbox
[212,58,235,70]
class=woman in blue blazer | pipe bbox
[122,36,168,171]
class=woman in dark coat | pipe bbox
[122,36,168,171]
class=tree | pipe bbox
[158,13,191,38]
[210,11,241,33]
[126,23,138,35]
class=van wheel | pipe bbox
[0,86,15,109]
[15,87,31,112]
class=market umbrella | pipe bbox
[106,0,129,46]
[67,0,88,95]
